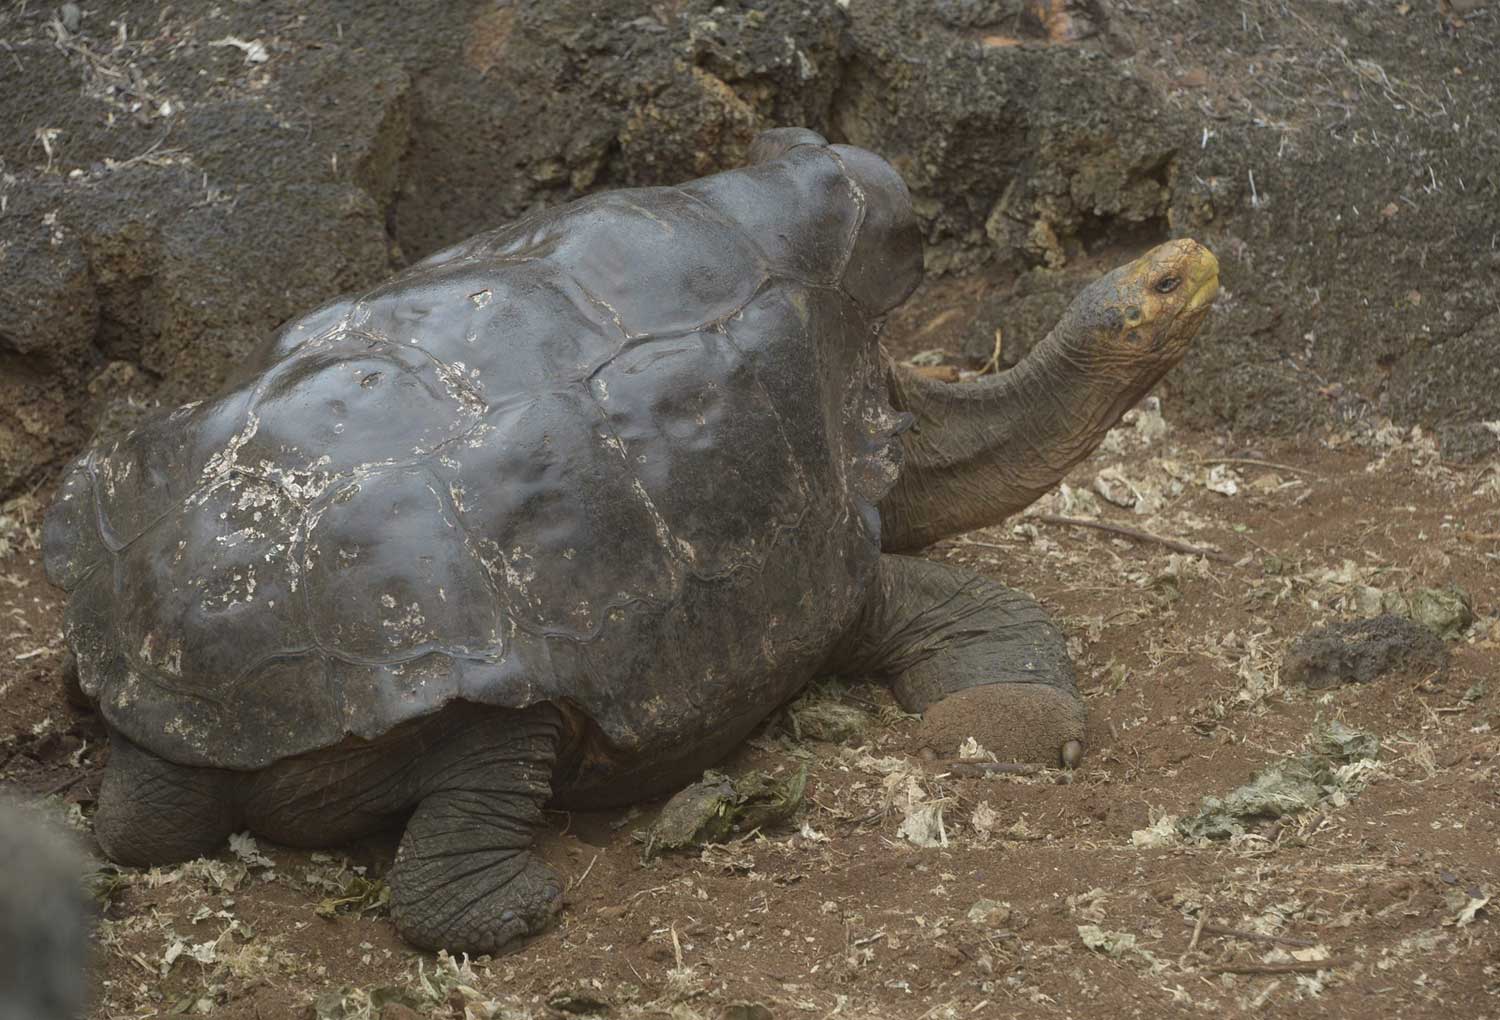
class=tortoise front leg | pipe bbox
[94,732,238,865]
[845,554,1086,767]
[389,704,564,956]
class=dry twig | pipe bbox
[1034,514,1233,563]
[1185,919,1319,948]
[1191,456,1322,478]
[947,762,1044,778]
[1185,914,1207,955]
[1207,959,1344,976]
[567,852,599,893]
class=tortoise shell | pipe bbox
[43,131,922,769]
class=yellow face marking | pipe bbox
[1183,254,1220,313]
[1119,240,1219,335]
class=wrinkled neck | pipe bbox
[878,329,1154,551]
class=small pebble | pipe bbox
[59,2,81,33]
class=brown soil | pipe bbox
[4,401,1497,1019]
[3,4,1498,1016]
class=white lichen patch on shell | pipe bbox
[199,413,262,482]
[380,601,435,647]
[199,563,259,610]
[431,357,487,414]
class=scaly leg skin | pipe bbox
[60,651,92,710]
[93,732,238,865]
[388,705,564,956]
[847,554,1087,767]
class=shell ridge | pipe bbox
[86,452,131,555]
[668,184,777,268]
[580,383,690,579]
[815,146,868,290]
[716,317,819,566]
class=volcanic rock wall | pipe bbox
[2,0,1496,496]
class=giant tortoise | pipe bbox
[44,128,1218,954]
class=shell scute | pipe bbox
[451,387,684,638]
[531,190,770,336]
[302,468,502,661]
[593,327,809,577]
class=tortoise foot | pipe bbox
[913,683,1087,768]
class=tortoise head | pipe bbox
[879,238,1220,551]
[1057,238,1219,375]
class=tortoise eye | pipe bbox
[1154,276,1181,294]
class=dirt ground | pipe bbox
[2,3,1498,1015]
[3,370,1497,1018]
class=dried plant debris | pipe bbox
[0,495,44,557]
[1282,614,1447,689]
[302,853,389,919]
[784,685,874,744]
[1444,886,1492,929]
[1176,723,1380,842]
[719,1003,776,1020]
[314,874,391,921]
[897,799,950,848]
[644,767,808,854]
[1408,586,1475,640]
[1339,580,1475,641]
[311,953,502,1020]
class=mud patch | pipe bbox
[1282,615,1447,690]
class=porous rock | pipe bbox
[1282,614,1447,690]
[4,0,1499,497]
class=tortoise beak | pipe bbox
[1183,245,1220,314]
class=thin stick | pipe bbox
[980,328,1004,376]
[1186,920,1318,948]
[1192,457,1322,478]
[1207,959,1344,975]
[567,852,599,892]
[1178,912,1207,969]
[840,808,888,832]
[947,762,1044,778]
[1187,915,1207,954]
[949,539,1012,553]
[1034,514,1233,563]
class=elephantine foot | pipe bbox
[390,840,563,955]
[385,706,564,955]
[93,734,236,865]
[912,683,1086,767]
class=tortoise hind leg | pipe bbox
[94,732,237,865]
[846,554,1087,767]
[389,704,564,955]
